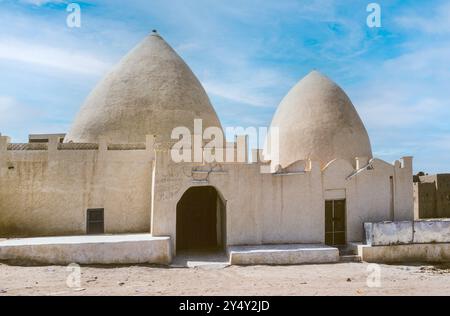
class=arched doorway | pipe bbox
[176,186,226,251]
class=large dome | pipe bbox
[65,32,222,144]
[266,71,372,168]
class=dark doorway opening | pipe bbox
[176,186,226,251]
[86,209,105,235]
[325,200,346,246]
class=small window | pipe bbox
[86,209,104,235]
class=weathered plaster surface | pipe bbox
[0,137,154,237]
[266,71,372,169]
[414,220,450,244]
[0,34,416,263]
[228,244,339,265]
[365,221,414,246]
[357,243,450,263]
[0,234,171,265]
[65,34,222,144]
[364,220,450,246]
[150,146,413,253]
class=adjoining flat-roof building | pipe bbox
[414,174,450,219]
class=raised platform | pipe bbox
[228,244,339,265]
[350,242,450,263]
[0,234,171,265]
[364,219,450,246]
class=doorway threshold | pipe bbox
[171,250,230,269]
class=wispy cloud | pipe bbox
[0,96,18,113]
[348,19,450,173]
[19,0,66,6]
[0,38,111,75]
[0,96,40,129]
[395,2,450,34]
[359,97,445,129]
[0,0,449,173]
[202,67,292,108]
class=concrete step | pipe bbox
[337,245,358,256]
[228,244,340,265]
[171,251,230,269]
[339,255,362,263]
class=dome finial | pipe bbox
[151,29,159,35]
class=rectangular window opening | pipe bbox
[86,208,104,235]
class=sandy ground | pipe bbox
[0,261,449,296]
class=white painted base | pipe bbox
[0,234,172,265]
[228,244,339,265]
[350,242,450,263]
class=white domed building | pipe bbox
[0,33,414,265]
[65,33,222,144]
[265,70,373,169]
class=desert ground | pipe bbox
[0,260,449,296]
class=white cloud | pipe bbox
[359,96,445,129]
[0,96,39,126]
[0,38,111,76]
[383,46,450,80]
[395,2,450,34]
[0,95,70,141]
[348,34,450,172]
[19,0,66,6]
[0,96,17,112]
[202,68,292,108]
[204,81,272,108]
[353,42,450,131]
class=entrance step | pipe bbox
[339,255,362,263]
[171,251,230,269]
[337,245,358,256]
[228,244,339,265]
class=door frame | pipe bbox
[176,185,227,252]
[325,199,347,246]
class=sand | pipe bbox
[0,262,449,296]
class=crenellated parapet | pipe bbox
[0,134,156,153]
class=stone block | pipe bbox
[364,221,413,246]
[228,244,339,265]
[414,220,450,244]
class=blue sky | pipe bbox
[0,0,449,173]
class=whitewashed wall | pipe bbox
[0,136,153,237]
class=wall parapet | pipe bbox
[108,143,147,151]
[365,220,450,246]
[7,143,48,151]
[0,134,156,168]
[1,139,148,152]
[58,143,99,150]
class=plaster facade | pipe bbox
[0,33,415,260]
[0,136,154,237]
[1,133,413,254]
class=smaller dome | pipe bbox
[265,71,373,168]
